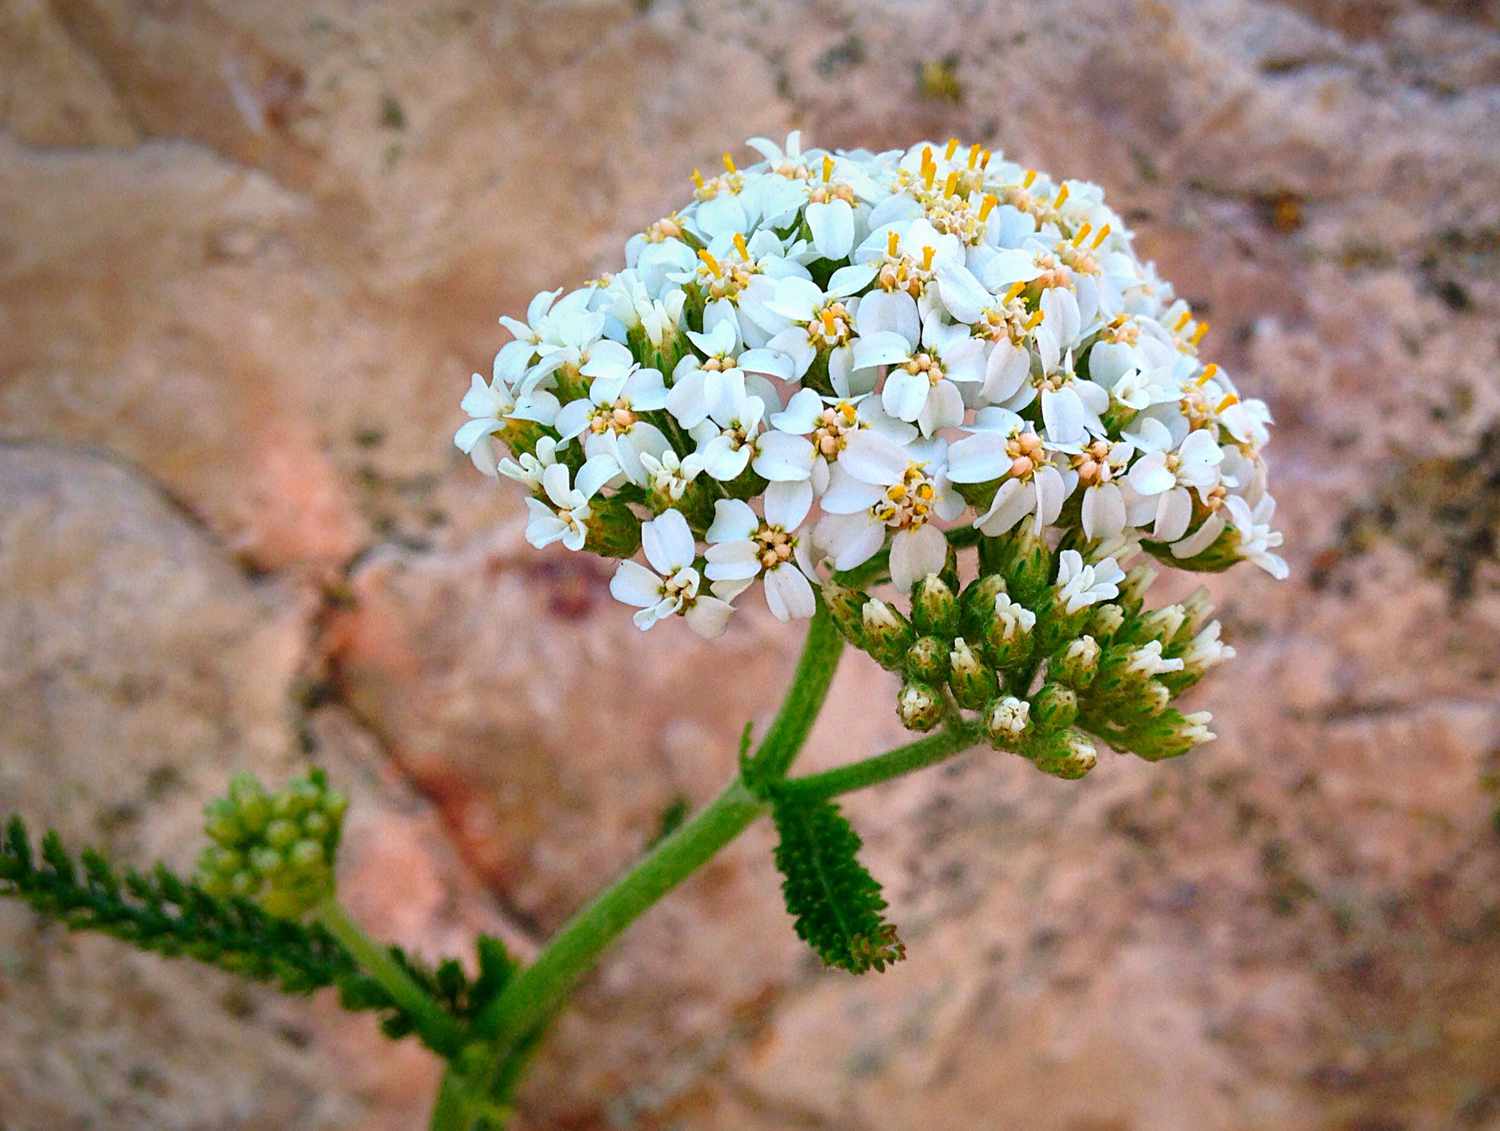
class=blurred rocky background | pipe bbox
[2,0,1499,1127]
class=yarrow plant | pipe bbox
[5,135,1285,1130]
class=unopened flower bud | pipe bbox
[821,579,870,647]
[195,768,347,918]
[948,637,999,710]
[1172,620,1236,688]
[1141,679,1172,716]
[1030,682,1079,732]
[1089,602,1126,640]
[984,696,1032,751]
[862,598,915,669]
[1134,604,1186,647]
[203,799,242,847]
[1127,709,1216,761]
[983,592,1036,669]
[227,773,271,835]
[1179,587,1215,640]
[979,527,1053,607]
[1118,563,1158,616]
[1028,729,1098,779]
[910,573,959,638]
[896,680,944,732]
[1053,635,1100,689]
[960,574,1009,637]
[1125,640,1185,679]
[250,846,284,877]
[905,635,951,684]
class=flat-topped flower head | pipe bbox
[457,134,1285,680]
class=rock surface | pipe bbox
[3,1,1500,1129]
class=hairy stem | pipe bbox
[313,898,467,1055]
[474,777,764,1048]
[742,603,845,782]
[776,723,982,803]
[447,607,844,1119]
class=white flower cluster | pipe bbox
[457,134,1286,639]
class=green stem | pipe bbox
[742,603,845,782]
[313,898,467,1055]
[472,777,765,1050]
[776,723,981,803]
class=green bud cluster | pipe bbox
[196,769,348,919]
[830,528,1237,776]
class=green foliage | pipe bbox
[0,815,514,1055]
[769,795,905,975]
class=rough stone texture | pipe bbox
[3,1,1500,1129]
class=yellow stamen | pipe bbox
[1215,393,1239,413]
[1194,362,1219,387]
[922,161,936,190]
[1053,183,1070,209]
[722,151,737,174]
[967,145,981,170]
[1091,223,1111,249]
[733,232,750,262]
[822,154,834,184]
[886,230,899,258]
[980,149,993,169]
[698,248,721,275]
[1002,280,1026,304]
[922,144,934,169]
[1022,168,1037,189]
[944,137,959,160]
[943,170,959,197]
[1189,320,1209,346]
[921,245,935,271]
[1024,309,1045,330]
[691,168,705,189]
[1072,222,1093,247]
[979,193,998,221]
[1172,309,1193,333]
[887,483,907,501]
[820,309,838,335]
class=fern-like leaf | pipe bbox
[0,815,515,1053]
[769,795,905,974]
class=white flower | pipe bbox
[498,435,562,490]
[704,489,817,622]
[554,365,672,485]
[815,430,964,589]
[1124,418,1224,542]
[1225,493,1289,579]
[769,388,916,493]
[609,509,736,638]
[681,370,813,484]
[1005,288,1108,445]
[523,456,620,553]
[1055,550,1125,614]
[666,318,793,429]
[948,417,1075,537]
[454,353,560,475]
[854,312,987,436]
[762,272,872,392]
[1056,438,1134,541]
[638,448,700,504]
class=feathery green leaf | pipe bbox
[769,795,905,974]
